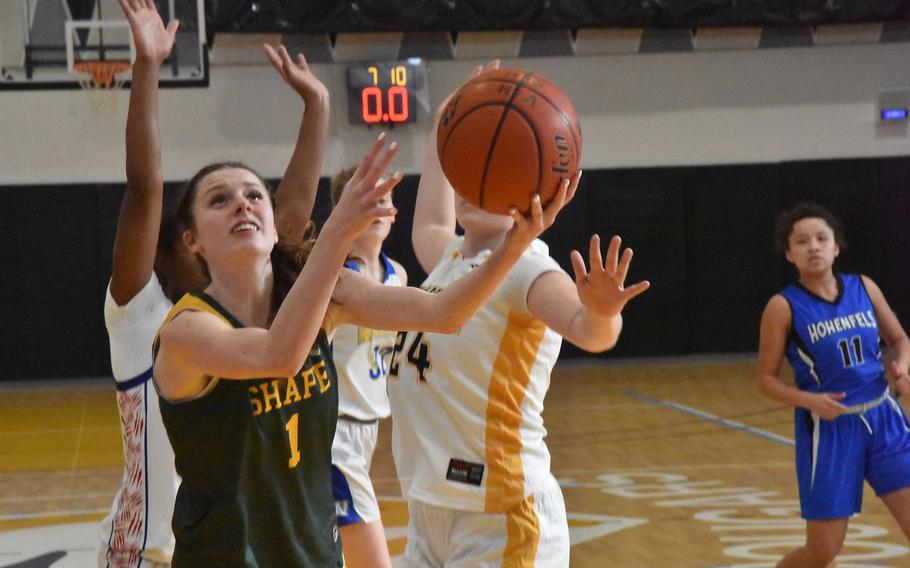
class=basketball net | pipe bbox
[73,60,131,116]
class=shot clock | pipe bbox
[347,59,429,126]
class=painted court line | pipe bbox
[0,509,108,522]
[623,389,795,447]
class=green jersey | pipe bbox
[156,291,343,567]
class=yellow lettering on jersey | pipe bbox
[315,360,331,393]
[249,386,263,416]
[300,367,318,399]
[284,375,302,405]
[285,413,301,468]
[260,379,283,413]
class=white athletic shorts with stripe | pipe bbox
[401,474,569,568]
[96,547,169,568]
[331,418,381,525]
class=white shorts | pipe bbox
[97,545,170,568]
[402,473,569,568]
[331,418,381,525]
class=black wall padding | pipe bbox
[206,0,910,34]
[582,168,691,357]
[684,164,782,354]
[3,156,910,380]
[1,185,113,380]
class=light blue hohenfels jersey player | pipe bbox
[781,273,887,406]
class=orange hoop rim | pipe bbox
[73,60,132,88]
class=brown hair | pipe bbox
[773,202,847,254]
[154,208,186,300]
[329,166,358,208]
[175,161,317,320]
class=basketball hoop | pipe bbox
[73,60,131,116]
[74,60,131,88]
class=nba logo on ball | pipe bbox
[437,68,583,215]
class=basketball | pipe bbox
[436,67,582,215]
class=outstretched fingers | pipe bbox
[119,0,144,21]
[623,279,651,302]
[263,44,282,72]
[263,44,296,80]
[570,249,588,284]
[538,177,569,227]
[350,133,390,184]
[468,59,500,81]
[165,18,179,39]
[359,139,399,190]
[262,44,305,80]
[590,234,606,274]
[367,173,404,216]
[277,44,295,72]
[565,169,582,205]
[528,194,544,230]
[593,234,650,304]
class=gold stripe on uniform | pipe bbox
[153,294,234,358]
[503,494,541,567]
[484,310,546,513]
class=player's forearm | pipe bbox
[890,336,910,373]
[124,59,163,191]
[413,124,456,271]
[416,244,525,333]
[756,373,812,409]
[275,90,330,239]
[266,225,353,375]
[565,309,622,352]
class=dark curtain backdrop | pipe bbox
[3,156,909,380]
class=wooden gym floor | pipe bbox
[1,356,908,567]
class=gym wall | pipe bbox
[2,41,910,379]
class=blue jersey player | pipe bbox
[756,202,910,568]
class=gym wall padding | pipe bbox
[2,156,909,379]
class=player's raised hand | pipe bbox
[118,0,178,64]
[435,59,500,122]
[570,233,650,319]
[263,44,328,103]
[503,171,579,255]
[323,133,401,241]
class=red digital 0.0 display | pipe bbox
[347,60,426,125]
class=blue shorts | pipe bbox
[795,393,910,520]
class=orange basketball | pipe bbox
[436,68,582,215]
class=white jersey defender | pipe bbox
[332,253,402,421]
[331,253,403,526]
[388,237,565,513]
[100,274,178,567]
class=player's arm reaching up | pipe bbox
[109,0,178,304]
[263,43,330,242]
[528,233,650,353]
[414,60,648,352]
[412,60,500,273]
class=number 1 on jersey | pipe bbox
[285,413,301,468]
